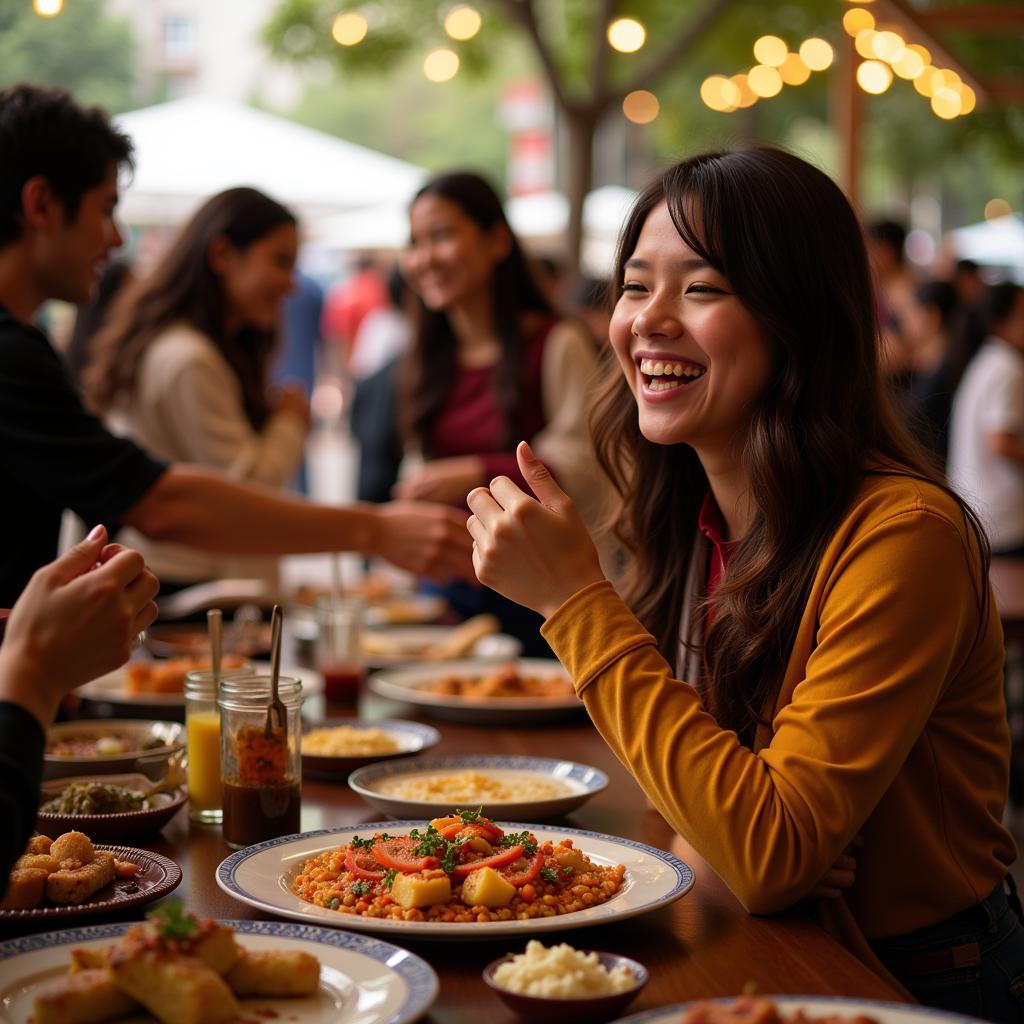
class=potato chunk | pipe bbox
[553,847,594,876]
[391,871,452,909]
[460,866,515,908]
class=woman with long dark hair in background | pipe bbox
[85,187,309,593]
[465,148,1023,1019]
[394,171,608,654]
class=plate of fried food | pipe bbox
[366,658,583,724]
[612,995,988,1024]
[0,903,439,1024]
[301,718,442,780]
[217,811,693,939]
[78,660,322,714]
[0,829,181,920]
[348,754,608,820]
[37,772,188,841]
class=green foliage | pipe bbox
[0,0,135,112]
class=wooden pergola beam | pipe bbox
[918,6,1024,31]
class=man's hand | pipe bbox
[371,502,475,582]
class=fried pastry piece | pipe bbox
[47,851,115,905]
[33,968,138,1024]
[27,834,55,854]
[109,937,239,1024]
[1,867,47,909]
[51,831,95,868]
[16,853,60,873]
[224,949,320,996]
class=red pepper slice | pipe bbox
[451,843,524,878]
[344,846,384,881]
[496,849,545,888]
[371,836,437,872]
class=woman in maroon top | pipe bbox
[395,172,604,654]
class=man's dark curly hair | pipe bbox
[0,83,134,247]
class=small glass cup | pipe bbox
[184,668,248,824]
[218,674,302,849]
[314,596,366,705]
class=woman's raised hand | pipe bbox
[466,441,606,619]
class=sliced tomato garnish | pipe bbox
[451,843,524,878]
[428,816,463,833]
[496,850,545,888]
[371,836,437,873]
[439,818,504,843]
[344,846,385,881]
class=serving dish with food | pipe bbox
[216,815,693,938]
[348,754,607,820]
[291,583,446,627]
[301,718,441,780]
[144,623,271,659]
[612,996,990,1024]
[361,623,521,668]
[367,658,583,724]
[484,940,648,1023]
[0,906,439,1024]
[77,661,323,715]
[44,720,185,781]
[0,830,181,921]
[37,772,187,840]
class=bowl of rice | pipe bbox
[300,718,441,779]
[483,940,647,1022]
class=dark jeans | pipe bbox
[872,881,1024,1023]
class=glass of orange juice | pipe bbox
[184,668,246,824]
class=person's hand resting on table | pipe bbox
[0,525,160,728]
[466,441,606,618]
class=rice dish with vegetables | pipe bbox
[302,726,400,756]
[374,770,569,803]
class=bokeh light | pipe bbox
[854,30,878,59]
[607,18,646,53]
[332,12,368,46]
[622,90,660,124]
[779,53,811,86]
[423,48,460,82]
[870,30,904,62]
[33,0,64,15]
[700,75,741,111]
[799,38,834,72]
[753,35,788,67]
[444,5,482,41]
[931,87,962,119]
[985,199,1013,220]
[748,64,784,98]
[958,84,977,115]
[892,49,925,79]
[856,60,893,94]
[907,43,931,65]
[730,74,758,108]
[843,8,875,36]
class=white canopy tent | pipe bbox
[951,214,1024,282]
[114,96,426,227]
[311,185,637,277]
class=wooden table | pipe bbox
[3,693,906,1022]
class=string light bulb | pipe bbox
[856,59,893,94]
[753,35,788,67]
[799,38,834,72]
[444,6,482,41]
[607,18,646,53]
[423,48,460,82]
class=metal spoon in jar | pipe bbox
[208,607,222,687]
[264,604,286,737]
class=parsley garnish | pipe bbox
[350,881,371,896]
[349,834,375,850]
[497,831,538,856]
[539,867,560,883]
[382,868,398,891]
[456,806,485,824]
[147,901,198,940]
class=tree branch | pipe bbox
[603,0,739,110]
[496,0,575,114]
[589,0,618,105]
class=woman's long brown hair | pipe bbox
[401,172,552,454]
[85,187,296,428]
[591,148,990,747]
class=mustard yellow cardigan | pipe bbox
[542,471,1015,940]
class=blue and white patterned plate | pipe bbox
[217,821,694,939]
[612,995,989,1024]
[0,918,438,1024]
[348,754,608,819]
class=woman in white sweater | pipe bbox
[85,187,309,592]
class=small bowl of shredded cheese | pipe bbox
[483,940,647,1022]
[300,718,441,779]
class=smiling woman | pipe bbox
[82,187,309,593]
[465,147,1024,1021]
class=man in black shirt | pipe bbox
[0,83,473,609]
